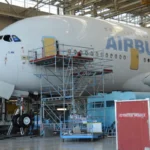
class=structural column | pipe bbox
[92,3,97,17]
[57,6,60,15]
[2,98,5,122]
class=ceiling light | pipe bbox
[146,24,150,27]
[57,108,67,111]
[54,2,60,5]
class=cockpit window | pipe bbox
[3,35,12,42]
[0,35,21,42]
[12,35,21,42]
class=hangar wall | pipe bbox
[0,2,52,30]
[0,16,16,30]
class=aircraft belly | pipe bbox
[15,71,62,93]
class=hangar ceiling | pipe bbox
[0,0,150,27]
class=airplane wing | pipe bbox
[12,90,29,98]
[143,73,150,86]
[0,81,15,99]
[122,72,150,91]
[0,82,29,100]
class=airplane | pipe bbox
[0,15,150,100]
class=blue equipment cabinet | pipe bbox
[87,91,150,129]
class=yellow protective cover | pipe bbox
[6,103,18,114]
[43,38,56,57]
[130,48,139,70]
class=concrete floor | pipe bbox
[0,136,116,150]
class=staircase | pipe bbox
[44,103,61,123]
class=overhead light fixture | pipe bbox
[146,24,150,27]
[57,108,67,111]
[9,100,17,102]
[54,2,60,5]
[33,91,38,95]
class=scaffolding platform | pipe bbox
[28,42,114,129]
[29,55,93,66]
[73,69,113,77]
[29,54,112,77]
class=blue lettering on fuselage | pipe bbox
[106,36,150,55]
[106,37,117,50]
[124,38,133,52]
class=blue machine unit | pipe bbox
[87,91,150,128]
[33,115,40,129]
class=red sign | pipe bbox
[116,100,150,150]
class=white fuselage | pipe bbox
[0,15,150,97]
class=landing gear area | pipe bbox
[12,114,32,130]
[0,96,40,140]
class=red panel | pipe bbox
[30,55,94,63]
[116,100,150,150]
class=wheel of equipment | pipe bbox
[12,114,20,128]
[19,114,32,128]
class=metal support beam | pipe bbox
[114,0,118,11]
[5,0,18,14]
[81,0,85,6]
[0,11,24,19]
[92,3,97,17]
[103,4,145,19]
[26,0,44,15]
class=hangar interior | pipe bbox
[0,0,149,149]
[0,0,150,30]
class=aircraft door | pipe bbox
[130,48,139,70]
[42,37,56,57]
